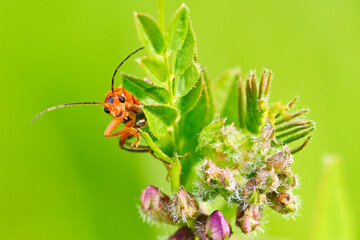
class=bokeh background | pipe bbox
[1,0,359,239]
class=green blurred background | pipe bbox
[1,0,359,239]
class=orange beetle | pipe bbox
[32,47,148,151]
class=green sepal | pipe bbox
[171,157,182,192]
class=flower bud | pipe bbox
[267,191,297,214]
[255,168,280,192]
[197,160,239,201]
[197,211,231,240]
[277,170,297,192]
[236,204,263,234]
[169,187,199,223]
[253,121,275,154]
[204,160,222,181]
[266,146,293,172]
[243,178,265,205]
[140,185,173,223]
[168,226,195,240]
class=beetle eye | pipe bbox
[119,96,125,103]
[104,107,110,114]
[107,96,114,103]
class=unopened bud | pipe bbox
[266,146,293,171]
[277,170,297,192]
[140,185,173,223]
[198,160,239,201]
[246,189,266,206]
[204,160,222,181]
[267,191,297,214]
[169,187,199,223]
[168,226,195,240]
[197,211,231,240]
[255,168,280,192]
[243,179,265,205]
[254,122,274,154]
[236,204,263,234]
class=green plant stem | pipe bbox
[140,130,173,164]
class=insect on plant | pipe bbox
[30,2,318,237]
[31,47,150,152]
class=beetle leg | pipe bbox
[118,118,141,148]
[104,117,140,147]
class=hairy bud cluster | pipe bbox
[196,160,239,202]
[194,120,300,235]
[197,119,248,165]
[140,185,200,225]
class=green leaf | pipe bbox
[174,21,196,76]
[134,13,164,56]
[202,66,215,125]
[178,88,210,184]
[310,155,357,240]
[171,157,182,192]
[213,68,241,115]
[122,73,170,105]
[179,86,210,155]
[180,75,202,115]
[175,61,200,97]
[143,105,178,138]
[137,57,168,87]
[166,4,189,52]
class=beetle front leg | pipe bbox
[119,119,141,148]
[104,118,140,148]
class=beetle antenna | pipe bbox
[111,46,144,93]
[31,102,105,124]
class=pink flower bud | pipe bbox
[236,204,262,234]
[140,185,173,223]
[198,211,231,240]
[168,226,195,240]
[267,191,297,214]
[169,187,199,223]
